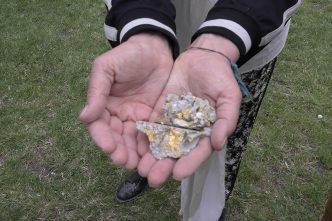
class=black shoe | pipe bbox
[219,208,227,221]
[115,171,148,203]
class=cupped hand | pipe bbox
[79,33,174,169]
[137,34,243,187]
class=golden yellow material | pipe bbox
[144,129,155,142]
[176,113,183,120]
[173,149,184,157]
[166,128,183,149]
[182,108,191,119]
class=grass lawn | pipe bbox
[0,0,331,220]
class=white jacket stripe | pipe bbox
[104,24,117,41]
[119,18,176,42]
[199,19,251,53]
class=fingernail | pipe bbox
[220,139,227,149]
[79,105,89,119]
[215,139,227,150]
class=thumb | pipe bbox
[80,56,114,123]
[211,91,242,150]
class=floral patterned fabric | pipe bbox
[225,59,277,199]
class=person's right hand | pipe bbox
[136,34,243,187]
[79,33,174,170]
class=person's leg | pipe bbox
[171,0,217,51]
[181,148,226,221]
[225,59,277,199]
[172,2,279,201]
[175,0,279,217]
[179,59,277,220]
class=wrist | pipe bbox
[127,32,173,57]
[191,34,240,62]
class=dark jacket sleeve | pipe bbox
[103,0,179,57]
[192,0,301,58]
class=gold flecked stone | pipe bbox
[136,93,216,160]
[167,128,183,149]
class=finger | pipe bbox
[80,55,114,123]
[109,144,128,166]
[137,152,157,177]
[147,158,176,188]
[125,147,139,170]
[123,133,140,169]
[136,94,165,157]
[211,119,229,150]
[88,114,115,155]
[122,121,138,151]
[137,132,150,157]
[121,121,139,169]
[173,137,213,180]
[211,92,241,150]
[106,95,153,122]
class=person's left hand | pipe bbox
[136,34,243,187]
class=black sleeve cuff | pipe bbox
[192,7,261,57]
[105,4,179,58]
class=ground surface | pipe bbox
[0,0,331,220]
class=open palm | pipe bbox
[80,33,173,169]
[137,48,242,187]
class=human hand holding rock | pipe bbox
[79,33,174,170]
[137,34,243,187]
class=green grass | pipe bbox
[0,0,331,220]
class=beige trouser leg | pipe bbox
[171,1,225,220]
[172,0,217,52]
[180,149,226,221]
